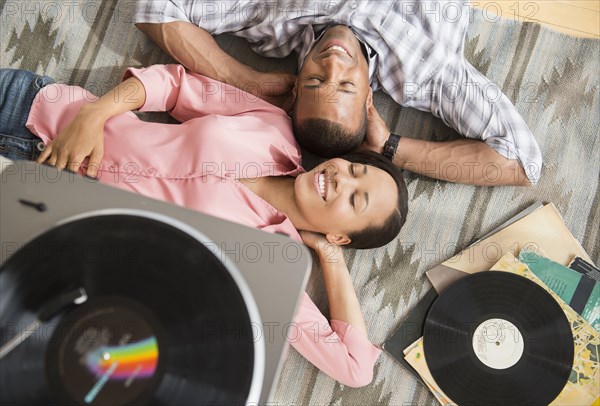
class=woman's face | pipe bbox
[294,158,398,243]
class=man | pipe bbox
[134,0,541,186]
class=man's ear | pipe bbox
[325,233,351,246]
[365,87,373,109]
[292,78,299,104]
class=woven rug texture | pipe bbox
[1,1,599,405]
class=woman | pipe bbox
[0,66,408,387]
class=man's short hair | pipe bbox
[292,107,367,158]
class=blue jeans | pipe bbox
[0,69,55,161]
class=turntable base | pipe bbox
[0,158,311,404]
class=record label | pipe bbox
[472,318,524,369]
[46,297,164,406]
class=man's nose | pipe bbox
[319,56,345,80]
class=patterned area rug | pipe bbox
[1,1,598,405]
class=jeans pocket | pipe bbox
[33,75,55,90]
[0,133,37,161]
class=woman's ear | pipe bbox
[325,233,351,246]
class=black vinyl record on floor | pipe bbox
[0,214,255,405]
[423,271,574,405]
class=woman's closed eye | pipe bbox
[349,163,367,177]
[349,164,369,213]
[350,192,368,213]
[349,165,358,211]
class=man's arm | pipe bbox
[371,50,541,186]
[362,105,532,186]
[136,22,296,109]
[393,138,531,186]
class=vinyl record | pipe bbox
[423,271,574,405]
[0,214,259,405]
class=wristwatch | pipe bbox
[382,133,401,161]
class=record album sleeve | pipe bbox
[382,289,438,384]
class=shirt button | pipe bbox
[147,167,155,174]
[36,142,45,151]
[350,1,358,8]
[407,29,414,36]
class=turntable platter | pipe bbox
[0,213,263,405]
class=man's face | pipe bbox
[294,26,372,132]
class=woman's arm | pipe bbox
[301,231,368,335]
[124,65,286,122]
[38,64,290,177]
[37,77,146,177]
[295,232,380,387]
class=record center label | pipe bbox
[47,298,163,405]
[472,318,524,369]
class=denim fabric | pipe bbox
[0,69,55,161]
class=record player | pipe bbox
[0,157,312,405]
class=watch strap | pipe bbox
[382,133,401,160]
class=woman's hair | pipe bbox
[340,150,409,249]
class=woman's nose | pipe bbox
[336,171,358,190]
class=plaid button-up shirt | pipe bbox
[135,0,542,183]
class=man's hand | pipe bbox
[250,71,297,111]
[37,106,105,177]
[359,104,389,154]
[137,22,297,111]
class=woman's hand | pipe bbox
[299,231,343,265]
[36,76,146,177]
[37,105,106,177]
[300,231,368,335]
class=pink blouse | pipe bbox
[26,64,381,387]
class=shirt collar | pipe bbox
[350,27,376,60]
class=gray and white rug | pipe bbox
[1,1,598,404]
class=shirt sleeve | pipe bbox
[134,0,268,33]
[133,0,189,24]
[289,292,382,388]
[406,55,543,184]
[123,64,286,121]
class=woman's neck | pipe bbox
[240,176,312,231]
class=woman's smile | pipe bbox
[314,170,330,201]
